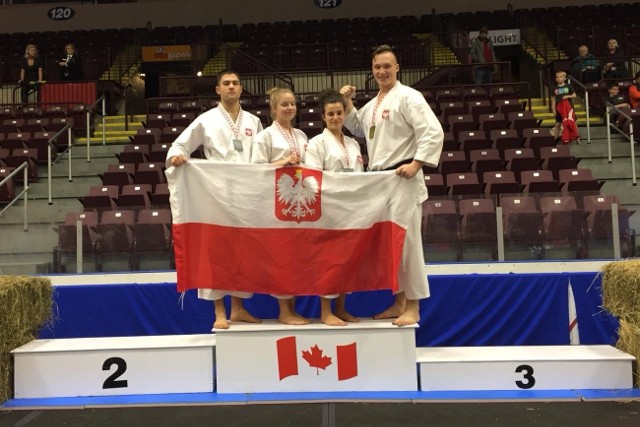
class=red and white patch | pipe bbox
[245,128,253,136]
[275,167,322,223]
[382,109,390,119]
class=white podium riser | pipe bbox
[420,360,633,391]
[418,345,635,392]
[215,320,418,393]
[12,335,215,399]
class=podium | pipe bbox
[214,320,419,394]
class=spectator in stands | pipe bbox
[340,44,444,326]
[570,45,599,84]
[551,71,579,144]
[305,88,362,327]
[606,83,630,127]
[251,86,311,325]
[469,27,497,85]
[58,43,83,81]
[167,69,263,330]
[602,38,629,79]
[18,44,44,104]
[629,71,640,109]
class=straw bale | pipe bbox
[601,260,640,324]
[0,276,53,403]
[617,320,640,388]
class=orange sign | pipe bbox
[142,45,192,62]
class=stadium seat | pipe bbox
[79,185,119,211]
[116,184,152,211]
[421,199,460,260]
[504,148,540,182]
[423,173,447,197]
[439,150,470,175]
[520,170,561,193]
[482,170,521,195]
[540,146,580,180]
[490,129,523,156]
[501,195,544,245]
[134,162,166,186]
[459,198,497,260]
[95,210,136,270]
[446,172,483,196]
[99,163,135,191]
[130,128,161,146]
[469,148,504,176]
[523,128,555,157]
[539,195,585,256]
[459,130,491,155]
[132,209,174,269]
[557,168,603,193]
[52,211,98,273]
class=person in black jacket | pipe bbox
[18,44,44,104]
[58,43,83,81]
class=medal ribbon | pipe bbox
[219,106,243,140]
[275,121,300,157]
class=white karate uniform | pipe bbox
[251,123,308,299]
[166,106,263,301]
[166,106,263,166]
[306,128,364,173]
[250,124,308,164]
[306,128,364,299]
[344,81,444,300]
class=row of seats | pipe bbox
[425,168,603,198]
[53,209,173,273]
[79,183,169,212]
[0,106,71,120]
[422,193,634,261]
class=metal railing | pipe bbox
[85,94,107,162]
[45,122,73,204]
[0,162,29,231]
[566,76,592,144]
[605,101,637,186]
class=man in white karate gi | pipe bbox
[341,45,444,326]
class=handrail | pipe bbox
[45,122,73,205]
[0,162,30,231]
[566,76,592,144]
[85,94,107,162]
[605,101,637,186]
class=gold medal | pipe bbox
[368,125,375,139]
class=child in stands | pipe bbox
[551,71,579,144]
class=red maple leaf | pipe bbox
[301,344,332,375]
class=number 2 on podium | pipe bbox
[102,357,128,389]
[515,364,536,389]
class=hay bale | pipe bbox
[602,260,640,388]
[601,260,640,324]
[617,320,640,388]
[0,276,53,403]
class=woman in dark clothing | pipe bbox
[18,44,44,104]
[602,38,629,79]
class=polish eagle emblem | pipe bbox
[276,168,321,222]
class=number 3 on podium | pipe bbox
[515,364,536,389]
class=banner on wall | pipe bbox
[468,29,521,46]
[141,45,192,62]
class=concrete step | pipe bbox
[0,223,57,255]
[0,198,84,224]
[579,157,640,180]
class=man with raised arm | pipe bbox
[340,45,444,326]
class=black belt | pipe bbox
[383,159,414,171]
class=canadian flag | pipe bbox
[276,336,358,381]
[166,160,418,296]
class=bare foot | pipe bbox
[335,309,360,323]
[392,299,420,326]
[321,312,348,326]
[230,307,261,324]
[373,302,405,319]
[213,316,230,330]
[278,313,312,325]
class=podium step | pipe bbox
[214,319,418,394]
[12,334,216,399]
[417,345,635,391]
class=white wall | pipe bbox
[0,0,619,34]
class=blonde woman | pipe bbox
[251,87,310,325]
[18,44,44,104]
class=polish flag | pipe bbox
[276,336,358,381]
[166,160,417,296]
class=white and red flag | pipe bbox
[166,160,418,296]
